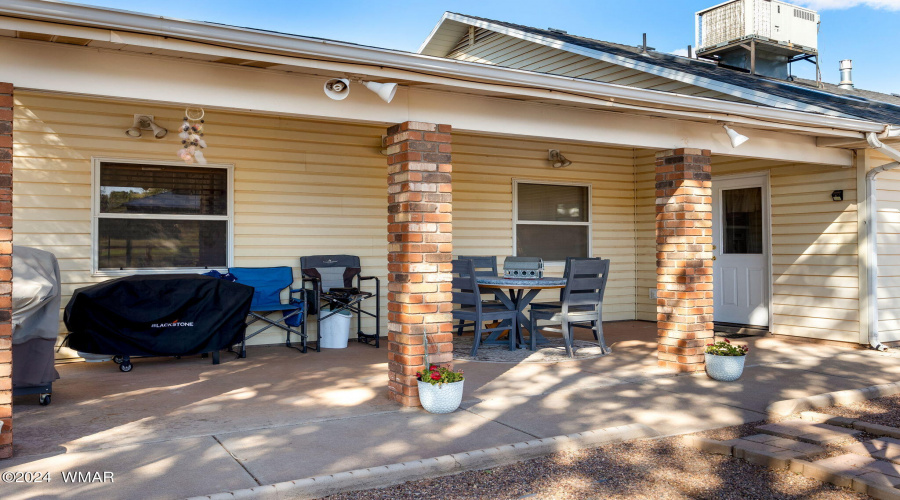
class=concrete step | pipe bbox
[685,432,900,499]
[844,437,900,463]
[794,458,900,499]
[756,419,863,445]
[812,453,900,492]
[739,434,827,455]
[721,435,825,469]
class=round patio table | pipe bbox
[475,276,566,348]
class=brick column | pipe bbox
[0,83,12,458]
[655,148,713,372]
[385,121,453,406]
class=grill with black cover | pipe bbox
[64,274,253,372]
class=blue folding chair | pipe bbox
[229,267,306,357]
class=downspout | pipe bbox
[865,130,900,350]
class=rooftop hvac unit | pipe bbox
[697,0,819,53]
[695,0,819,79]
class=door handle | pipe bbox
[712,256,717,261]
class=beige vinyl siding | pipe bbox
[13,91,866,351]
[13,91,640,358]
[770,164,859,342]
[13,91,391,357]
[634,150,860,342]
[447,32,751,103]
[875,169,900,342]
[452,134,637,320]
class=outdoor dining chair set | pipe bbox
[452,256,611,358]
[214,253,606,359]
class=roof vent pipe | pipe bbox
[839,60,854,89]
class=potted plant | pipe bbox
[416,364,465,414]
[704,338,750,381]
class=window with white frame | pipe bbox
[93,160,232,273]
[514,180,591,262]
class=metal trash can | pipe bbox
[319,308,351,349]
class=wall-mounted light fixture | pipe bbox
[548,149,572,168]
[324,78,350,100]
[125,114,167,139]
[363,81,398,103]
[324,78,398,103]
[722,123,749,148]
[831,190,844,202]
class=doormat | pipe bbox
[716,333,757,339]
[451,336,609,363]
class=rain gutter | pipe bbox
[865,128,900,350]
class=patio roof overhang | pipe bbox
[0,1,892,165]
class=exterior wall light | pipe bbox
[324,78,398,103]
[125,114,167,139]
[832,190,844,202]
[548,149,572,168]
[722,123,749,148]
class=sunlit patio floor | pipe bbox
[5,321,900,499]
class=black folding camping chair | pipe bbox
[300,255,380,351]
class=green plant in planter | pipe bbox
[416,364,464,385]
[705,338,749,356]
[419,331,464,385]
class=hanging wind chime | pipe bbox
[177,107,208,164]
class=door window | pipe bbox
[722,187,763,254]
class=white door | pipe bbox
[712,175,769,327]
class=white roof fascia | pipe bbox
[417,11,453,54]
[438,12,854,119]
[0,1,888,136]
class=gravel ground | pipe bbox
[323,434,864,500]
[323,395,900,500]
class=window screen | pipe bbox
[95,161,230,271]
[515,182,590,261]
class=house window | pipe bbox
[514,180,591,262]
[93,160,232,273]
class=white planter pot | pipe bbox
[705,353,747,381]
[417,380,464,414]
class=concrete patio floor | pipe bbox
[4,321,900,499]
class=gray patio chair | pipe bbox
[529,258,611,358]
[530,256,601,310]
[454,256,501,335]
[452,259,519,356]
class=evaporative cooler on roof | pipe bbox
[695,0,819,80]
